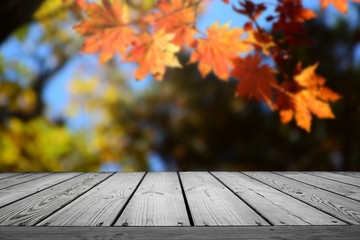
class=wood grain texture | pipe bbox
[0,172,81,208]
[115,172,190,226]
[278,172,360,201]
[309,172,360,187]
[0,172,52,190]
[337,172,360,179]
[211,172,345,225]
[244,172,360,224]
[0,172,111,226]
[180,171,269,226]
[0,173,24,180]
[1,226,360,240]
[38,172,145,226]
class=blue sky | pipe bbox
[42,0,358,124]
[2,0,357,125]
[42,1,309,118]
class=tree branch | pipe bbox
[0,0,45,44]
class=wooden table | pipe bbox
[0,172,360,239]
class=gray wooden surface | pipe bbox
[212,172,345,225]
[115,172,190,226]
[0,173,23,180]
[0,172,52,189]
[38,172,144,226]
[1,226,360,240]
[0,171,359,239]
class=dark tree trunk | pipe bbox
[0,0,44,44]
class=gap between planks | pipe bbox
[274,172,360,202]
[211,171,345,226]
[37,172,146,227]
[0,172,53,190]
[179,172,269,226]
[0,172,84,209]
[114,172,190,227]
[0,173,24,180]
[243,172,360,225]
[307,172,360,187]
[0,172,359,227]
[0,173,112,226]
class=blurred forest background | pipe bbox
[0,0,359,172]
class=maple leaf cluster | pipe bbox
[71,0,359,132]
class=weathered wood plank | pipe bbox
[309,172,360,187]
[337,172,360,179]
[1,226,360,240]
[0,172,81,208]
[244,172,360,224]
[0,172,111,226]
[115,172,190,226]
[0,172,53,190]
[278,172,360,201]
[180,171,269,226]
[212,172,345,225]
[0,173,24,180]
[38,172,145,226]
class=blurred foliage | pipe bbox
[0,117,71,170]
[0,0,359,171]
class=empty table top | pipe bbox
[0,171,360,239]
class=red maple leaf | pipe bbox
[231,54,278,108]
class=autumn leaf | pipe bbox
[146,0,198,47]
[74,0,137,64]
[68,0,351,132]
[232,0,267,20]
[245,30,275,55]
[318,0,360,14]
[294,63,342,102]
[272,0,317,50]
[124,29,182,81]
[275,63,342,132]
[276,0,317,22]
[231,54,277,108]
[62,0,86,8]
[189,21,253,81]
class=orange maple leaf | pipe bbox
[124,29,182,81]
[146,0,198,47]
[318,0,360,14]
[188,21,253,81]
[278,0,317,22]
[275,63,342,132]
[63,0,86,8]
[231,54,277,108]
[74,0,136,64]
[245,30,275,55]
